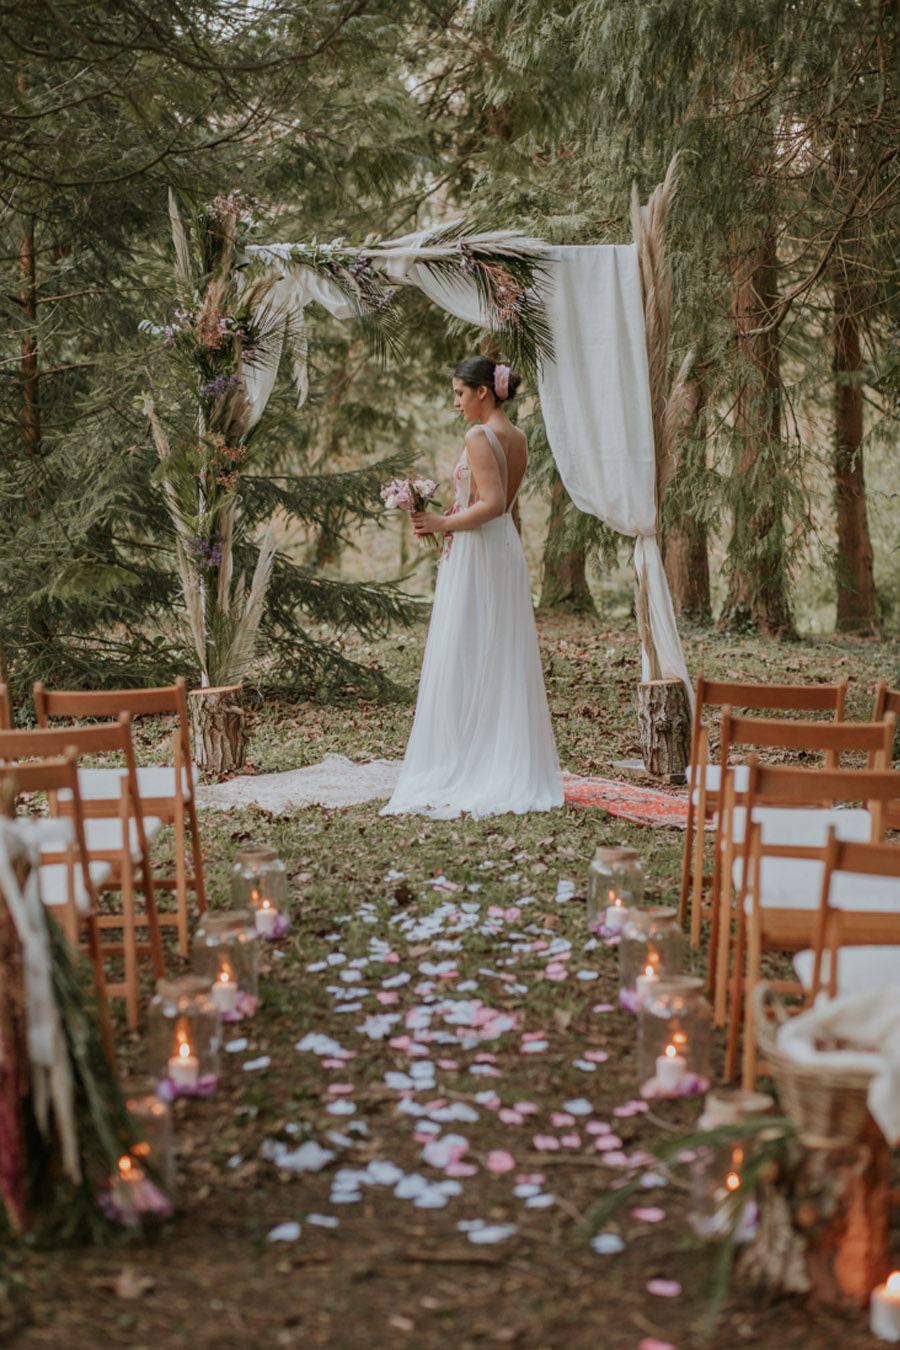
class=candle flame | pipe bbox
[217,964,233,984]
[133,1141,151,1158]
[672,1028,688,1049]
[250,887,260,904]
[118,1155,134,1177]
[261,898,272,912]
[643,963,655,979]
[664,1043,678,1060]
[725,1170,741,1192]
[178,1038,192,1061]
[887,1273,900,1296]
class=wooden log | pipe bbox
[188,683,246,775]
[738,1130,891,1308]
[637,677,691,782]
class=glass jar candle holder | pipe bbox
[689,1088,773,1240]
[192,909,260,1020]
[618,906,683,1012]
[587,847,644,936]
[100,1079,176,1226]
[149,976,220,1100]
[638,976,712,1098]
[231,845,289,939]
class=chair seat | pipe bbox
[730,805,872,848]
[60,764,198,805]
[794,946,900,995]
[690,762,750,806]
[85,815,163,858]
[39,860,113,912]
[736,855,900,914]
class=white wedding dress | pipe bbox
[382,424,564,819]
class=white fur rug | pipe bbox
[195,754,402,813]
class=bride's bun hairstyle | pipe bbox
[455,355,522,404]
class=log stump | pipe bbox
[188,683,246,775]
[637,678,691,782]
[738,1129,891,1308]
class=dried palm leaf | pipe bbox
[168,189,192,300]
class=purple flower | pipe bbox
[200,372,243,399]
[186,535,225,569]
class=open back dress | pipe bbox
[381,424,563,819]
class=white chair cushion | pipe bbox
[729,805,872,848]
[83,815,163,858]
[794,946,900,995]
[690,762,750,805]
[735,855,900,914]
[59,764,198,804]
[39,860,113,912]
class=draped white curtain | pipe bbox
[245,237,691,700]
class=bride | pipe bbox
[381,355,564,819]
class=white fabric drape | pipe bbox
[0,817,80,1182]
[245,237,691,698]
[537,246,690,698]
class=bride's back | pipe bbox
[470,422,527,511]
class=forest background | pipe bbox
[2,0,897,704]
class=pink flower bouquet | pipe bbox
[381,473,440,548]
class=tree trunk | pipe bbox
[638,678,691,781]
[719,226,796,637]
[739,1131,890,1309]
[19,216,41,518]
[662,374,712,623]
[539,472,595,613]
[833,283,878,634]
[188,684,246,774]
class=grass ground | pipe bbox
[4,614,899,1350]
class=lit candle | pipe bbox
[211,963,238,1014]
[872,1272,900,1342]
[605,897,628,932]
[167,1030,199,1089]
[635,961,660,999]
[655,1041,688,1091]
[254,897,278,937]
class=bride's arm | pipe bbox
[412,430,504,536]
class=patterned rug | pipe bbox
[562,773,691,830]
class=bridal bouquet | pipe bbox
[380,473,440,548]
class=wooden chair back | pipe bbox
[0,684,11,731]
[0,750,97,910]
[809,831,900,999]
[719,709,895,773]
[690,674,847,766]
[0,714,148,839]
[872,681,900,723]
[33,677,192,774]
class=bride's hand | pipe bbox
[412,510,445,536]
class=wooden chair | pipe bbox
[725,763,900,1088]
[708,710,895,1027]
[0,717,165,1027]
[679,676,848,948]
[0,751,113,1057]
[794,831,900,1002]
[873,681,900,824]
[0,683,11,730]
[32,678,206,953]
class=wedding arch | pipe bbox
[243,162,693,771]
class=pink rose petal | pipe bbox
[594,1135,624,1152]
[376,991,399,1005]
[560,1133,581,1148]
[639,1341,677,1350]
[499,1108,524,1125]
[646,1279,682,1298]
[516,1173,545,1184]
[437,1058,459,1071]
[327,1083,354,1095]
[586,1121,612,1136]
[631,1206,666,1224]
[486,1150,516,1174]
[550,1112,576,1128]
[521,1031,547,1043]
[532,1135,560,1151]
[592,1003,615,1013]
[583,1049,609,1063]
[444,1161,477,1178]
[514,1101,539,1114]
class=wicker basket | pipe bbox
[754,983,878,1147]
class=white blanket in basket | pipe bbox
[777,990,900,1145]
